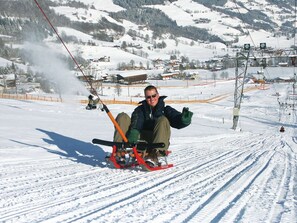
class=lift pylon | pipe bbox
[232,50,250,130]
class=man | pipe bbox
[114,85,193,166]
[86,95,99,110]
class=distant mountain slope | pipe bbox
[0,0,296,44]
[0,0,295,72]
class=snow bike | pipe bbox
[92,138,173,171]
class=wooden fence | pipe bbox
[1,86,259,105]
[79,94,230,105]
[0,93,62,102]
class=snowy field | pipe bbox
[0,80,297,223]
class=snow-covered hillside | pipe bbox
[1,0,296,78]
[40,0,294,73]
[0,79,296,222]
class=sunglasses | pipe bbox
[145,93,157,99]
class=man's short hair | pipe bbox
[144,85,158,94]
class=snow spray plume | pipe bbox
[23,42,88,96]
[32,0,128,143]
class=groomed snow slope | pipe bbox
[0,81,296,223]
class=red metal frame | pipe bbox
[108,145,173,171]
[132,147,173,171]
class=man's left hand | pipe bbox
[181,107,193,125]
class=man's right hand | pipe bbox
[127,129,140,143]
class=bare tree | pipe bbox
[114,84,122,96]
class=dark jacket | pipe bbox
[129,96,189,131]
[88,98,99,106]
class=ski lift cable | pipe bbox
[280,0,297,123]
[33,0,94,92]
[233,0,297,128]
[33,0,128,142]
[263,62,296,125]
[280,0,297,82]
[232,0,256,49]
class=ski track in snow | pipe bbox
[1,132,296,223]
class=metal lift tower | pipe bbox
[232,46,250,130]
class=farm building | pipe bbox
[107,70,147,84]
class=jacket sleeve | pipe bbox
[164,105,190,129]
[94,98,100,104]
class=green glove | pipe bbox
[181,107,193,125]
[127,129,140,143]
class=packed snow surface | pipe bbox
[0,80,297,222]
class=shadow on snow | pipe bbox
[12,128,106,167]
[37,128,106,167]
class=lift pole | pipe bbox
[232,49,250,130]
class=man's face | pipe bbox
[145,89,159,107]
